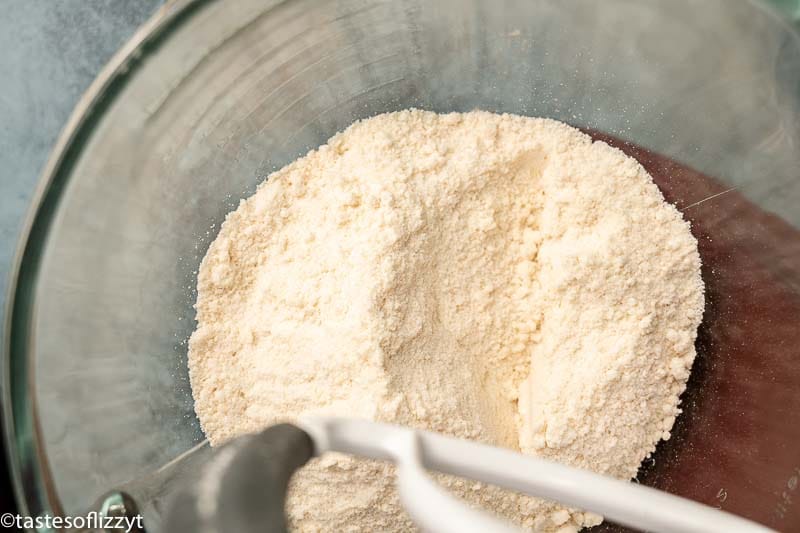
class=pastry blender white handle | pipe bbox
[298,417,774,533]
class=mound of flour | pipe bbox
[188,110,704,532]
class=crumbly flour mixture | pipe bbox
[189,110,704,532]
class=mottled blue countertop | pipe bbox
[0,1,162,334]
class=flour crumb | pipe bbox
[188,110,704,531]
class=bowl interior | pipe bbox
[8,0,800,530]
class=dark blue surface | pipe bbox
[0,0,162,338]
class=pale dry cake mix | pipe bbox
[188,110,705,532]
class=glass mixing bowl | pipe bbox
[4,0,800,530]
